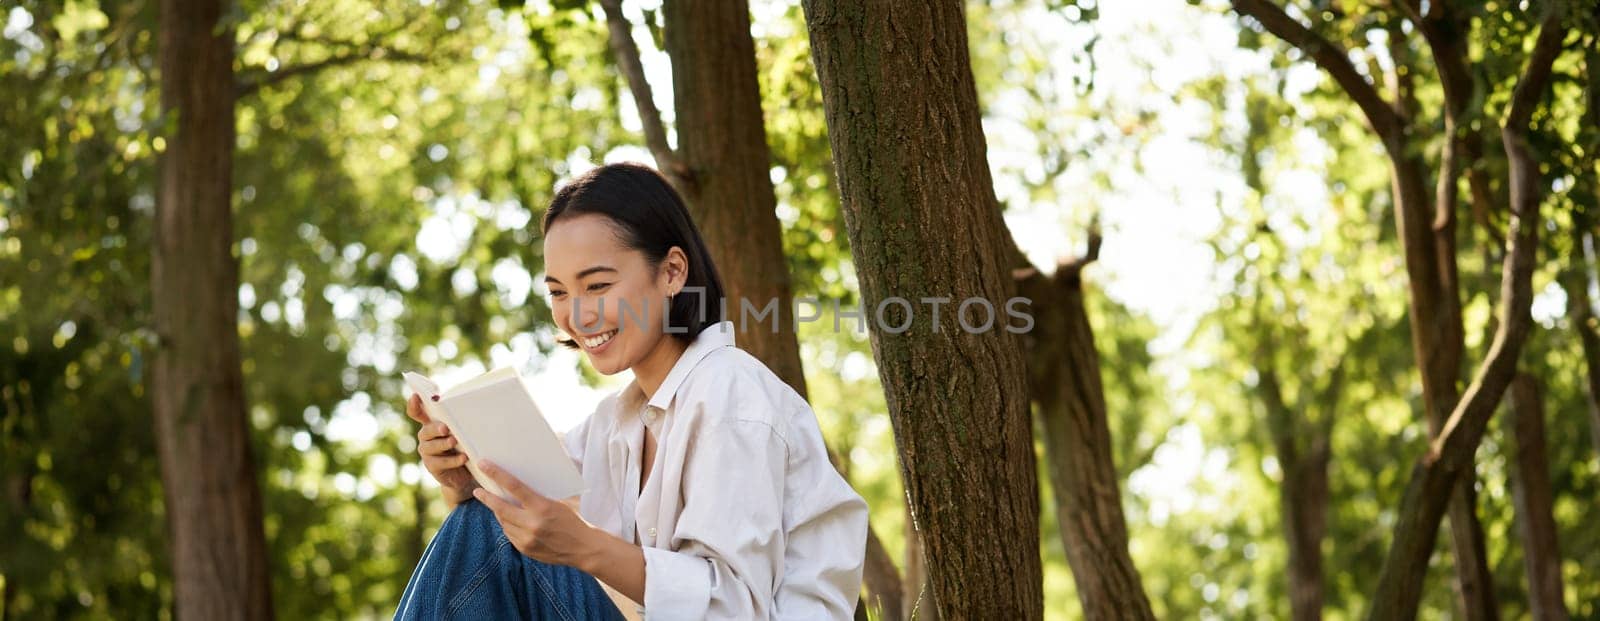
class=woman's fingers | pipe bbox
[418,435,458,456]
[415,421,451,442]
[424,452,469,470]
[404,394,431,425]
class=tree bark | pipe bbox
[801,1,1044,617]
[153,0,274,618]
[1015,249,1155,621]
[1506,374,1569,621]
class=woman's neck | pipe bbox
[631,331,689,402]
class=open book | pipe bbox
[402,367,586,501]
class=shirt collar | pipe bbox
[642,320,736,411]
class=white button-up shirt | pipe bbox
[561,321,868,620]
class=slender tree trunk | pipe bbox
[1367,13,1565,617]
[1257,364,1331,621]
[1221,5,1554,617]
[1282,439,1330,621]
[1017,261,1154,620]
[1563,224,1600,460]
[1405,37,1499,620]
[801,1,1044,617]
[855,516,904,620]
[1506,374,1569,621]
[1392,146,1499,621]
[153,0,274,618]
[661,0,806,389]
[903,513,937,621]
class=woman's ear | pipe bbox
[662,246,690,293]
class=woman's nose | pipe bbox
[576,297,603,332]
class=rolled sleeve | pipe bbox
[643,419,788,620]
[641,547,712,620]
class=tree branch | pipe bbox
[1366,10,1568,620]
[1057,215,1103,282]
[1504,12,1568,131]
[235,46,428,98]
[1230,0,1405,148]
[599,0,691,189]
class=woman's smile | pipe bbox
[579,328,619,354]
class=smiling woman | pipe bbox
[395,163,870,620]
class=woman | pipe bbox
[395,163,869,620]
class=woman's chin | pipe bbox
[586,352,625,375]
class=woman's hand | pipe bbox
[476,460,647,602]
[474,461,603,566]
[405,394,479,505]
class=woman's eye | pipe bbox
[550,290,568,299]
[586,283,611,292]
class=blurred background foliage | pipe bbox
[1,0,1596,618]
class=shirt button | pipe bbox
[647,527,657,539]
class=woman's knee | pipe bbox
[441,498,502,539]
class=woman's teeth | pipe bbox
[581,329,617,349]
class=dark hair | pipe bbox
[541,162,725,349]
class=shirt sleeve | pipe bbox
[642,418,788,620]
[773,425,869,618]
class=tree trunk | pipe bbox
[1562,223,1600,461]
[1506,374,1569,621]
[903,512,937,621]
[855,515,904,620]
[153,0,274,618]
[1256,363,1331,621]
[660,0,807,390]
[801,1,1044,618]
[1017,263,1154,620]
[1282,439,1330,621]
[1392,145,1499,621]
[1366,13,1565,617]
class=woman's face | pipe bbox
[543,213,685,375]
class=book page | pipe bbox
[438,371,587,501]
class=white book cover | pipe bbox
[402,368,586,501]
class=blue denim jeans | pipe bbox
[395,499,627,621]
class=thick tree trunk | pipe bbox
[801,1,1044,617]
[153,0,274,618]
[1017,263,1154,620]
[1507,374,1569,621]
